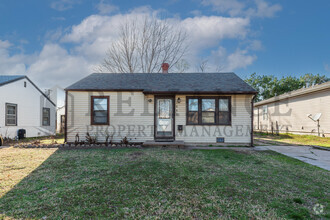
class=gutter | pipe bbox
[64,90,68,143]
[143,91,258,95]
[251,95,256,147]
[65,89,258,95]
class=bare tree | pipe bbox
[195,58,224,73]
[98,16,188,73]
[215,64,224,72]
[195,59,209,73]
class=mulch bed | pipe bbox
[8,143,143,149]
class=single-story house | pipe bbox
[65,71,257,146]
[254,81,330,137]
[0,75,56,139]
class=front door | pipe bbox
[155,96,175,141]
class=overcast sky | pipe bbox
[0,0,330,89]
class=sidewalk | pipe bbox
[255,145,330,171]
[187,145,330,171]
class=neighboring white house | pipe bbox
[0,75,56,139]
[254,81,330,137]
[65,71,257,146]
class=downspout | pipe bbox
[250,95,256,147]
[64,90,68,143]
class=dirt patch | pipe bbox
[234,150,252,155]
[128,151,145,160]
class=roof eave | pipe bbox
[65,88,257,95]
[24,77,56,107]
[143,91,258,95]
[65,88,145,92]
[0,76,26,87]
[0,76,56,106]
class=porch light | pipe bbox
[177,97,181,103]
[148,98,153,103]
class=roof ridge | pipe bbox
[91,72,235,74]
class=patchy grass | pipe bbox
[0,148,57,198]
[39,137,64,145]
[0,148,329,219]
[255,132,330,148]
[3,134,64,146]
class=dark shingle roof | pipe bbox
[0,75,25,86]
[66,73,257,94]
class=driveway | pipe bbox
[255,145,330,171]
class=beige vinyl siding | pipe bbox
[254,88,330,136]
[175,95,253,144]
[67,91,154,143]
[67,91,254,144]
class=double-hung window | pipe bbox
[187,98,199,124]
[91,96,109,125]
[219,98,230,125]
[6,103,17,126]
[202,99,216,124]
[186,97,231,125]
[42,108,50,126]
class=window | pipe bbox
[6,103,17,126]
[263,105,268,120]
[91,96,109,125]
[186,97,231,125]
[202,99,215,124]
[187,98,199,124]
[159,99,171,119]
[42,108,50,126]
[219,98,230,125]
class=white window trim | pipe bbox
[42,107,51,126]
[6,103,17,126]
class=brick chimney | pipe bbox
[161,63,169,73]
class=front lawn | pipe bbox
[255,132,330,148]
[0,148,329,219]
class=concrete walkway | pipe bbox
[187,145,330,171]
[255,145,330,171]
